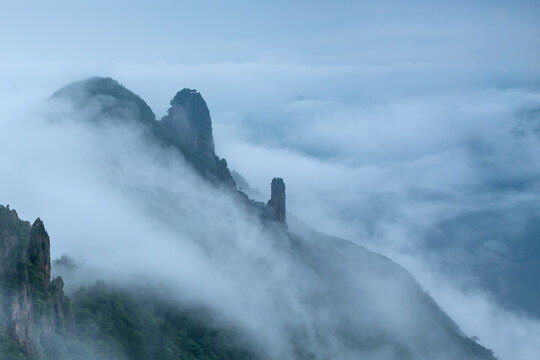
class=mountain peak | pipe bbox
[158,88,235,188]
[52,76,156,126]
[171,88,201,102]
[53,78,236,189]
[161,88,215,156]
[32,217,44,228]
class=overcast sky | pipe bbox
[1,1,539,64]
[1,0,539,109]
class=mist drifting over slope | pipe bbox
[220,85,540,360]
[0,80,496,359]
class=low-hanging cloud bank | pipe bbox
[0,85,498,360]
[0,64,539,360]
[218,85,540,360]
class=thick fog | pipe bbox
[217,74,540,359]
[1,1,539,359]
[0,95,311,358]
[0,89,479,360]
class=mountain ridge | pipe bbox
[53,77,237,190]
[0,77,499,360]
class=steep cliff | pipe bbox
[158,88,236,188]
[0,206,259,360]
[0,206,72,358]
[160,89,215,162]
[266,177,286,225]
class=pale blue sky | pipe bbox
[1,0,538,65]
[0,0,538,122]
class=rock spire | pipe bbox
[267,177,286,224]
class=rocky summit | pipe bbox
[53,77,236,189]
[52,77,157,127]
[160,89,216,160]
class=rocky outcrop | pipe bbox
[267,177,286,225]
[158,89,236,188]
[0,205,73,358]
[53,77,236,189]
[28,219,51,291]
[160,89,215,161]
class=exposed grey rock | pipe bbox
[267,177,286,225]
[0,205,73,357]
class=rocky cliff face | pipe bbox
[0,205,72,358]
[267,177,286,225]
[158,88,236,188]
[160,89,215,160]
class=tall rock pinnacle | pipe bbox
[160,89,215,160]
[28,218,51,290]
[267,177,286,224]
[159,89,235,188]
